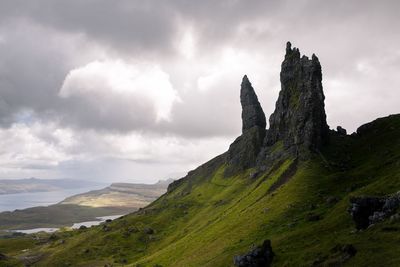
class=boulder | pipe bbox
[349,192,400,229]
[144,227,154,234]
[233,240,274,267]
[0,253,7,260]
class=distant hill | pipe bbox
[0,179,172,230]
[0,178,104,195]
[61,179,173,208]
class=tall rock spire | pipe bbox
[241,75,266,133]
[265,41,329,154]
[224,76,266,177]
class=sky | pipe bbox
[0,0,399,183]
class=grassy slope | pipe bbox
[1,114,399,267]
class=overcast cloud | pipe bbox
[0,0,399,183]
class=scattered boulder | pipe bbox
[249,170,260,179]
[143,227,154,235]
[349,192,400,229]
[390,213,400,222]
[102,225,111,232]
[326,196,339,205]
[233,240,274,267]
[330,244,357,263]
[0,253,7,260]
[79,225,87,230]
[19,253,44,266]
[312,244,356,266]
[49,233,58,241]
[306,213,321,222]
[336,126,347,135]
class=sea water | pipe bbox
[0,186,104,212]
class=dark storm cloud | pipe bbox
[0,0,399,136]
[0,0,400,181]
[0,0,179,56]
[0,21,73,127]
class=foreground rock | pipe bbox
[313,244,357,266]
[349,192,400,229]
[233,240,274,267]
[0,253,7,260]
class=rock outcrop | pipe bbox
[0,253,7,261]
[241,75,266,133]
[264,42,329,157]
[233,239,274,267]
[225,76,266,176]
[349,192,400,229]
[224,42,330,176]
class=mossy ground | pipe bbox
[1,115,399,267]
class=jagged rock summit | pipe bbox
[226,41,329,175]
[241,75,266,133]
[170,41,330,180]
[265,42,329,156]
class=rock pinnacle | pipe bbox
[240,75,266,133]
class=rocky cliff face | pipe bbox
[241,75,266,133]
[225,75,266,176]
[225,42,329,176]
[265,42,329,156]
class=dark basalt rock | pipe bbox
[264,42,329,158]
[225,126,266,177]
[241,75,266,133]
[0,253,7,260]
[173,42,330,180]
[349,192,400,229]
[144,227,155,234]
[233,239,274,267]
[225,76,266,176]
[336,126,347,135]
[313,244,357,266]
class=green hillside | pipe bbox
[1,114,399,267]
[1,43,399,267]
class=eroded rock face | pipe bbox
[265,42,329,156]
[349,192,400,229]
[233,239,274,267]
[225,126,266,177]
[226,43,330,176]
[241,75,266,133]
[225,76,266,176]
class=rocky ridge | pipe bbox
[225,42,329,176]
[170,41,330,185]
